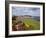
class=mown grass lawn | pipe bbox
[23,18,40,30]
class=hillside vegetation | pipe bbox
[12,16,40,31]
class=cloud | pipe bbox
[12,7,40,16]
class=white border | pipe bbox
[9,4,43,35]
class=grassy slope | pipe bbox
[23,18,40,30]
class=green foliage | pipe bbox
[12,16,40,30]
[23,18,40,30]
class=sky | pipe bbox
[12,7,40,16]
